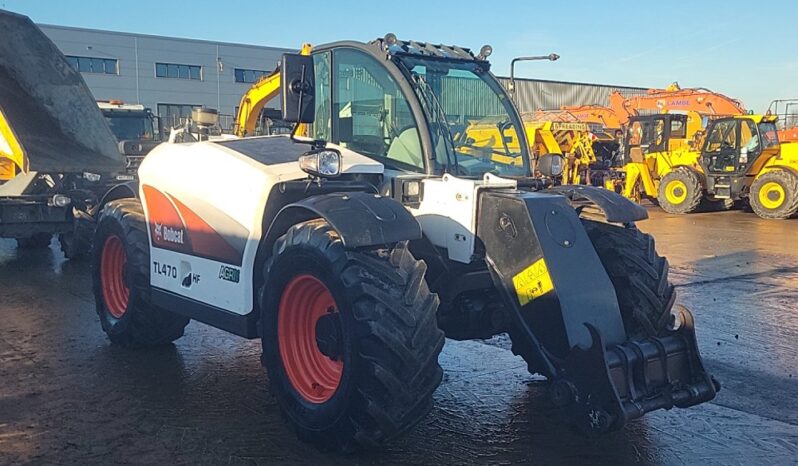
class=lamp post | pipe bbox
[508,53,560,104]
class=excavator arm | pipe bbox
[559,104,623,131]
[609,84,746,126]
[234,43,311,137]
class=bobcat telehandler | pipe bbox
[91,35,718,451]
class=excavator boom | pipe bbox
[234,43,311,137]
[559,104,623,131]
[609,85,746,125]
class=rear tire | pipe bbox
[657,168,703,214]
[749,169,798,219]
[260,219,444,452]
[92,199,189,346]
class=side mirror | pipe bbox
[537,153,564,177]
[281,53,315,123]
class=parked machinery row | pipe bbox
[560,84,798,219]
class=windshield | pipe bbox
[104,114,155,141]
[404,60,528,177]
[758,122,780,150]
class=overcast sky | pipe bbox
[3,0,796,111]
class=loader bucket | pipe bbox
[478,189,718,432]
[0,9,122,178]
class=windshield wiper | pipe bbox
[413,73,458,172]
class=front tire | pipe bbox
[260,219,444,452]
[92,199,189,346]
[582,220,674,338]
[657,168,703,214]
[750,169,798,219]
[509,219,675,374]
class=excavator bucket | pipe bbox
[0,9,122,179]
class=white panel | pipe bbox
[410,174,516,264]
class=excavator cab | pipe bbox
[700,115,780,198]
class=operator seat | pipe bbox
[386,128,424,168]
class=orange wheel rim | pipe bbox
[100,235,129,318]
[277,274,343,403]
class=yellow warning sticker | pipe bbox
[512,258,554,306]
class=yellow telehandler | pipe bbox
[615,113,798,219]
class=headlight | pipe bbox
[52,194,72,208]
[537,153,564,177]
[299,149,341,178]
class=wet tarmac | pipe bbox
[1,208,796,465]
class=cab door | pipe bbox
[310,47,425,172]
[702,119,740,174]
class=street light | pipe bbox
[508,53,560,103]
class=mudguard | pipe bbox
[98,181,139,209]
[272,191,422,249]
[548,184,648,223]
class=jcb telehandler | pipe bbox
[616,113,798,219]
[91,35,718,451]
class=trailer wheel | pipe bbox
[92,199,189,346]
[750,169,798,219]
[16,233,52,249]
[657,168,702,214]
[581,220,675,338]
[260,219,444,452]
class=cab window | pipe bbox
[331,48,423,171]
[759,122,780,150]
[705,119,738,153]
[670,118,687,139]
[740,120,759,154]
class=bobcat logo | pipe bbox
[153,222,184,244]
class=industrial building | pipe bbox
[40,24,647,129]
[39,24,292,130]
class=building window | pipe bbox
[157,103,201,128]
[66,55,118,74]
[234,68,268,84]
[155,63,202,80]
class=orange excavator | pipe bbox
[608,82,746,125]
[561,83,747,131]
